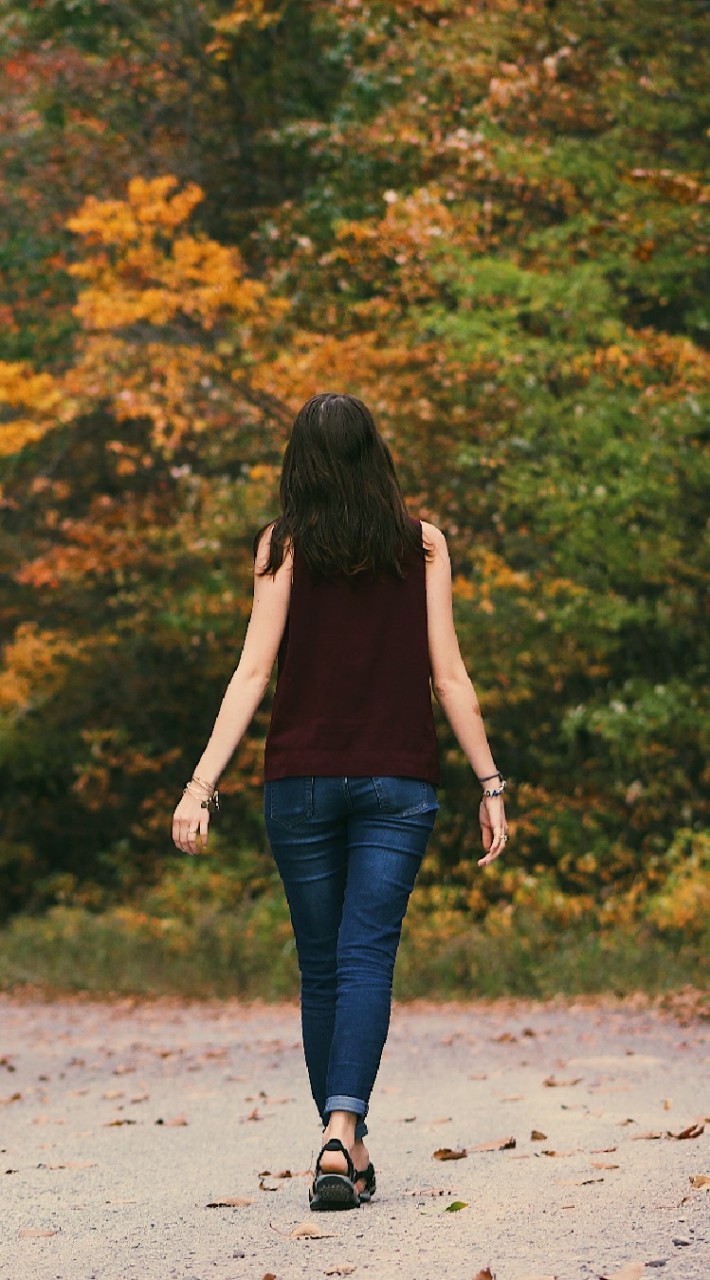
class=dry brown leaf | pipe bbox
[493,1032,517,1042]
[590,1161,620,1170]
[245,1106,262,1121]
[101,1090,124,1100]
[19,1228,58,1238]
[668,1122,704,1140]
[129,1092,149,1104]
[290,1221,334,1239]
[531,1129,548,1141]
[259,1179,281,1192]
[473,1136,516,1152]
[591,1147,617,1154]
[164,1114,188,1127]
[433,1147,467,1161]
[473,1270,495,1280]
[543,1076,582,1088]
[262,1273,277,1279]
[324,1265,357,1276]
[541,1149,575,1158]
[1,1093,22,1104]
[599,1263,646,1280]
[689,1174,710,1189]
[205,1196,255,1207]
[663,1098,672,1110]
[104,1118,137,1127]
[429,1116,453,1125]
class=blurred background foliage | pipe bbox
[0,0,708,992]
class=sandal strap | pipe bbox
[315,1137,356,1182]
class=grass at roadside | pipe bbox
[0,895,707,1002]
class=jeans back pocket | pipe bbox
[266,777,314,828]
[372,776,438,817]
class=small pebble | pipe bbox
[672,1237,691,1247]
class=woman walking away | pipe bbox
[171,392,509,1210]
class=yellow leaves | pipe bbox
[0,623,83,717]
[66,176,203,247]
[211,0,283,38]
[0,361,70,458]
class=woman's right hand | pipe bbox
[172,792,209,856]
[478,795,508,866]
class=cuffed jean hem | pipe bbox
[324,1094,368,1140]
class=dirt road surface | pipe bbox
[1,994,708,1280]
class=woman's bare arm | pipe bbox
[172,527,291,853]
[422,520,508,864]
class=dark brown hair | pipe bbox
[255,392,422,578]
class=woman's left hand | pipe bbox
[172,792,209,855]
[478,795,509,866]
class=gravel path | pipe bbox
[1,994,708,1280]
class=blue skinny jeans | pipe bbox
[264,775,438,1139]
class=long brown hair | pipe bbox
[256,392,422,578]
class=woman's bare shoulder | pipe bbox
[420,520,447,556]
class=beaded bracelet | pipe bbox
[483,778,507,797]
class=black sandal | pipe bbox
[309,1138,361,1211]
[354,1161,376,1202]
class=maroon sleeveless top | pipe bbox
[264,520,439,783]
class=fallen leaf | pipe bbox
[429,1116,453,1125]
[531,1129,548,1141]
[1,1093,22,1105]
[663,1098,672,1111]
[164,1114,188,1127]
[541,1149,575,1158]
[473,1136,516,1152]
[591,1161,620,1170]
[473,1270,495,1280]
[668,1122,704,1140]
[433,1147,467,1161]
[689,1174,710,1189]
[206,1196,255,1208]
[493,1032,517,1042]
[104,1118,137,1127]
[591,1147,617,1154]
[324,1265,356,1275]
[19,1228,58,1238]
[259,1179,280,1192]
[245,1107,262,1121]
[129,1092,149,1104]
[543,1076,582,1088]
[599,1263,646,1280]
[290,1222,334,1239]
[262,1274,277,1279]
[444,1200,468,1212]
[101,1090,124,1100]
